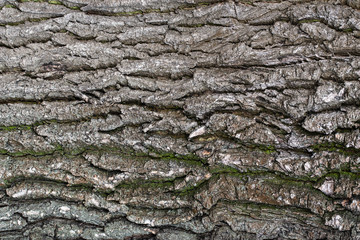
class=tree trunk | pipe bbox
[1,0,360,239]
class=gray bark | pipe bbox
[0,0,360,239]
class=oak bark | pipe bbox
[0,0,360,239]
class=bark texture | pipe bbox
[1,0,360,239]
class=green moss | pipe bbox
[178,4,196,10]
[181,152,207,163]
[175,177,210,196]
[144,181,173,188]
[247,144,276,154]
[4,4,16,8]
[114,175,203,197]
[320,171,360,181]
[2,176,67,187]
[335,128,353,133]
[226,170,274,180]
[210,164,239,174]
[0,118,100,132]
[48,0,63,5]
[0,149,8,154]
[311,142,343,152]
[176,186,199,196]
[244,201,281,211]
[55,145,145,159]
[2,179,10,186]
[11,149,54,157]
[179,24,205,28]
[66,147,88,156]
[129,11,142,14]
[0,119,61,132]
[0,144,88,158]
[343,28,353,33]
[265,176,314,190]
[259,145,276,154]
[299,19,321,23]
[2,177,16,186]
[0,145,64,157]
[4,125,32,131]
[323,172,340,180]
[6,21,25,26]
[0,143,204,170]
[69,6,81,10]
[3,176,31,186]
[148,147,206,167]
[95,188,114,198]
[339,171,360,180]
[311,142,360,157]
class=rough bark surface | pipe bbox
[0,0,360,239]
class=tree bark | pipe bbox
[0,0,360,239]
